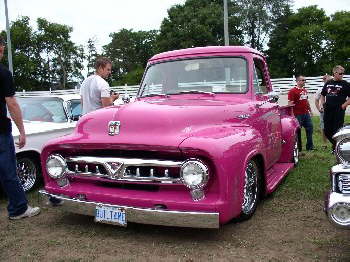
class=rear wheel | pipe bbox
[239,159,261,220]
[16,157,40,192]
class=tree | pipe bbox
[86,37,99,76]
[1,16,41,91]
[324,11,350,72]
[36,18,84,89]
[235,0,292,50]
[156,0,243,52]
[266,6,329,77]
[104,29,157,84]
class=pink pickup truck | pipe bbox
[39,46,300,228]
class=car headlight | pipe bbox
[336,138,350,163]
[180,159,209,189]
[46,154,67,179]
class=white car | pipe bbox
[12,93,81,191]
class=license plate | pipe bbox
[95,205,127,226]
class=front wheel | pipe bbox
[16,157,40,192]
[239,159,261,220]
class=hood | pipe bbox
[12,120,76,137]
[73,96,255,148]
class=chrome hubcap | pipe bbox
[293,139,299,165]
[16,158,37,191]
[242,161,258,214]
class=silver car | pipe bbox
[12,94,81,191]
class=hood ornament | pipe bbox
[108,121,120,136]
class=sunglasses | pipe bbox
[337,72,344,75]
[298,79,306,82]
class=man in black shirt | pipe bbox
[320,65,350,150]
[0,36,40,219]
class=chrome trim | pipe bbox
[65,156,183,184]
[46,154,67,179]
[108,121,120,136]
[325,191,350,228]
[39,190,219,229]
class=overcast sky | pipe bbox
[0,0,349,51]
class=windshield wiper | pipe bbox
[176,90,215,96]
[141,93,169,98]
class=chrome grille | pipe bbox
[338,174,350,194]
[65,156,182,184]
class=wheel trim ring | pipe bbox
[17,159,37,191]
[293,139,299,164]
[242,161,258,214]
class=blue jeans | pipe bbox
[295,114,314,150]
[0,132,28,216]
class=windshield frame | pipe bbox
[138,55,249,97]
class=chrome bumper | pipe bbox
[39,190,219,228]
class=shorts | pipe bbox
[319,111,324,130]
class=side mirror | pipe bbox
[267,91,279,103]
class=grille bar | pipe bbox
[339,175,350,193]
[65,156,183,184]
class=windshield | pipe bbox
[68,99,82,120]
[16,97,68,123]
[139,57,248,97]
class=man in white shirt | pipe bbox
[80,57,119,114]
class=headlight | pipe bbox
[46,154,67,179]
[180,159,209,189]
[336,138,350,163]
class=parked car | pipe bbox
[13,94,81,191]
[325,126,350,228]
[39,46,300,228]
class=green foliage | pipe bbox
[103,29,157,83]
[156,0,243,52]
[112,67,144,86]
[86,38,99,77]
[1,16,84,91]
[325,11,350,71]
[36,18,84,89]
[235,0,292,50]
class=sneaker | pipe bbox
[9,206,40,220]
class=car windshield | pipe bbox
[68,99,82,119]
[139,57,248,97]
[16,97,68,123]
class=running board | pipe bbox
[265,163,294,194]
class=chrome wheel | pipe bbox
[293,136,299,165]
[16,158,38,192]
[241,160,259,215]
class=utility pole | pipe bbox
[223,0,229,46]
[4,0,13,73]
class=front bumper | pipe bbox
[325,191,350,228]
[39,190,219,228]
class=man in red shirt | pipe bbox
[288,75,314,151]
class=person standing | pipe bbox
[0,36,40,219]
[315,74,332,148]
[320,65,350,151]
[80,57,119,115]
[288,75,314,151]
